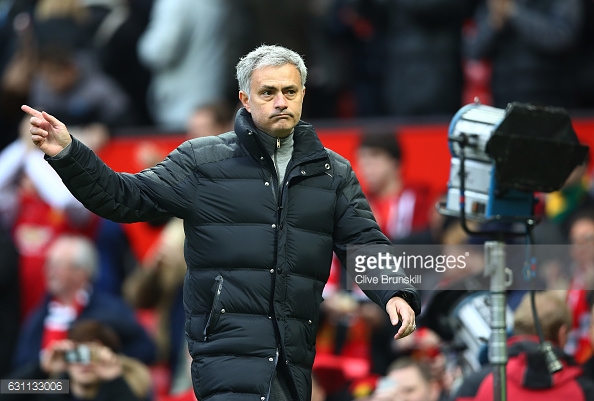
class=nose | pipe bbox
[273,92,288,110]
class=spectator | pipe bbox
[5,319,152,401]
[11,234,156,370]
[30,41,132,130]
[186,100,235,139]
[367,357,441,401]
[134,100,235,186]
[81,0,154,126]
[123,217,187,395]
[581,303,594,377]
[542,161,594,241]
[389,328,451,399]
[28,0,133,130]
[318,0,389,117]
[565,208,594,362]
[465,0,583,109]
[452,291,594,401]
[0,0,37,149]
[0,116,98,320]
[137,0,230,130]
[380,0,476,116]
[357,131,431,241]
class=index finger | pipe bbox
[21,104,42,118]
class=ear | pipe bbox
[239,91,250,112]
[302,86,306,97]
[558,324,569,348]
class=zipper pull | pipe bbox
[276,137,280,149]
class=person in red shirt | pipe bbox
[356,131,431,242]
[452,291,594,401]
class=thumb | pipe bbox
[41,111,63,127]
[387,304,400,326]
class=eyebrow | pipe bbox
[259,85,299,92]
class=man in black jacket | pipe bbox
[22,44,420,401]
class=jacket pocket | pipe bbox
[203,275,224,340]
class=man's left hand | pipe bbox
[386,296,416,339]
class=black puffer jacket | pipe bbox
[46,108,421,401]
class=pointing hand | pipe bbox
[21,105,72,157]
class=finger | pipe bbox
[47,340,74,356]
[395,314,415,339]
[387,304,400,327]
[30,117,46,128]
[21,104,42,118]
[97,346,116,364]
[42,111,63,127]
[32,135,45,146]
[31,126,48,137]
[394,306,415,339]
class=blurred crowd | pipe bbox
[2,0,594,400]
[1,0,594,146]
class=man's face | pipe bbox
[45,239,87,296]
[389,366,439,401]
[239,64,305,138]
[357,147,399,196]
[570,218,594,268]
[39,60,78,94]
[187,108,225,139]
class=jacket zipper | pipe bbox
[256,131,328,399]
[203,275,224,341]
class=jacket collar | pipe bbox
[234,108,328,166]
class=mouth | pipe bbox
[272,113,292,119]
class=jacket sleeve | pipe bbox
[45,136,197,223]
[331,157,421,315]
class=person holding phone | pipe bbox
[4,319,152,401]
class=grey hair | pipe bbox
[57,234,99,281]
[236,44,307,95]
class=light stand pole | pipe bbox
[484,241,509,401]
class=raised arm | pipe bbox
[21,105,196,223]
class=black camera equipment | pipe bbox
[437,100,589,401]
[64,344,92,365]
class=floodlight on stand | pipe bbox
[437,101,589,401]
[443,101,589,223]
